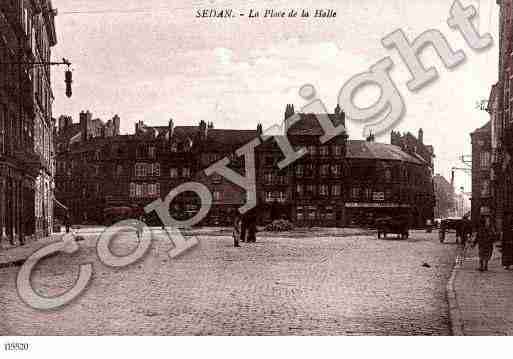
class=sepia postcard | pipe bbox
[0,0,509,356]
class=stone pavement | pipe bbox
[0,234,65,268]
[0,230,456,335]
[450,242,513,335]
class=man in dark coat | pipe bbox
[502,215,513,269]
[473,218,495,271]
[65,212,71,233]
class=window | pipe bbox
[212,173,222,184]
[481,180,490,197]
[265,191,286,203]
[296,184,304,196]
[149,146,156,159]
[319,184,329,196]
[384,168,392,182]
[320,164,330,177]
[325,206,334,220]
[135,163,145,177]
[295,164,304,177]
[182,167,191,178]
[373,192,385,201]
[306,163,315,177]
[333,145,342,157]
[308,145,317,156]
[351,187,360,200]
[363,188,372,200]
[319,146,329,156]
[306,184,316,196]
[116,165,123,177]
[170,168,178,178]
[331,184,341,197]
[296,206,304,221]
[153,163,160,176]
[265,172,273,184]
[213,191,222,201]
[480,151,491,169]
[331,164,341,177]
[130,183,136,198]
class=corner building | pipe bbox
[0,0,57,245]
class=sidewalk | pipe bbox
[449,244,513,335]
[0,234,64,268]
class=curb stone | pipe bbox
[446,263,464,336]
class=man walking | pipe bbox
[473,218,495,272]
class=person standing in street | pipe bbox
[233,215,241,247]
[65,211,71,233]
[502,215,513,269]
[472,218,495,272]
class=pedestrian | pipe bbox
[233,215,241,247]
[136,215,144,240]
[65,211,71,233]
[472,218,495,272]
[502,215,513,270]
[240,213,248,243]
[246,211,257,243]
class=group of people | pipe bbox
[232,212,257,247]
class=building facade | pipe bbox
[0,0,57,245]
[55,105,435,228]
[471,121,493,227]
[433,174,455,219]
[489,0,513,236]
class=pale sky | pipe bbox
[50,0,499,191]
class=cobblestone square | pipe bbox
[0,230,457,335]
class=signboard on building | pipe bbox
[372,192,385,201]
[345,203,410,208]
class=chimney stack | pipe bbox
[112,114,120,136]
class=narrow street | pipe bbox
[0,230,457,335]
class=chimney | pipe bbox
[366,132,375,142]
[256,123,263,136]
[418,128,424,144]
[168,118,174,139]
[135,120,145,135]
[284,104,295,120]
[79,111,92,142]
[58,115,67,133]
[208,121,214,130]
[199,120,207,140]
[112,114,120,136]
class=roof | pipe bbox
[471,120,491,135]
[346,140,424,165]
[287,113,343,136]
[56,123,81,144]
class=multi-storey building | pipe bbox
[0,0,57,245]
[490,0,513,236]
[55,104,435,228]
[471,121,493,227]
[433,174,456,219]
